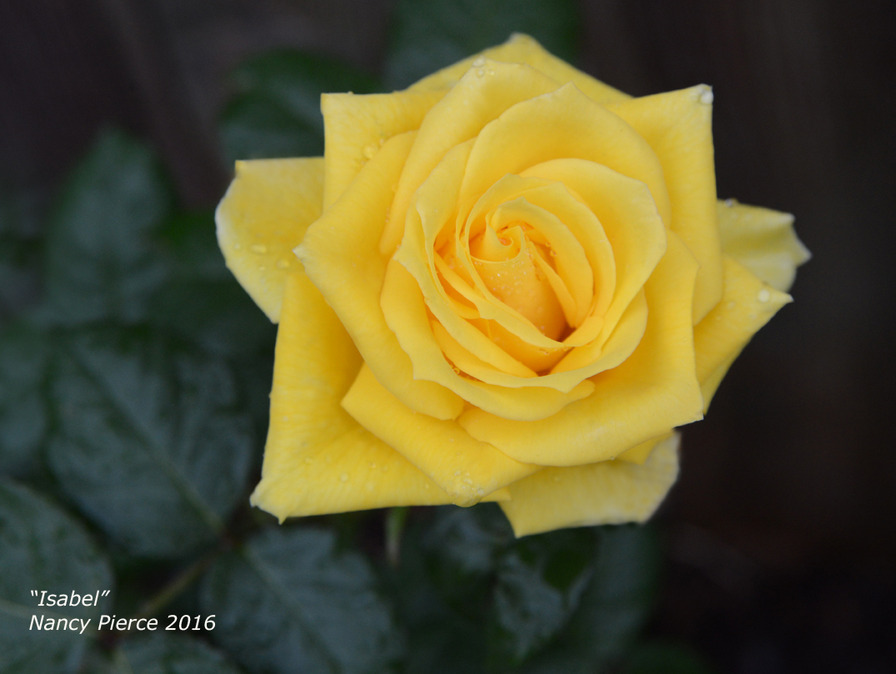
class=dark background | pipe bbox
[2,1,894,672]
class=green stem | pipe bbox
[385,507,410,567]
[133,550,217,620]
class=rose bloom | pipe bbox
[217,35,808,536]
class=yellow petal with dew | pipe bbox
[471,222,567,344]
[717,199,810,292]
[459,233,703,465]
[251,272,456,521]
[694,256,792,410]
[381,258,595,420]
[608,85,722,322]
[460,181,612,348]
[297,131,464,420]
[216,157,323,322]
[459,83,672,233]
[321,89,444,208]
[519,159,666,344]
[382,59,562,253]
[394,144,585,385]
[500,433,680,537]
[341,364,536,506]
[428,291,646,393]
[410,33,629,105]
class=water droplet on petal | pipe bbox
[250,243,267,254]
[339,473,349,483]
[757,289,771,303]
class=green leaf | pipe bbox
[391,506,510,674]
[395,511,661,672]
[422,504,513,587]
[0,321,51,478]
[45,327,254,558]
[520,525,662,672]
[573,525,661,660]
[111,633,243,674]
[41,129,173,325]
[490,530,597,666]
[0,480,113,674]
[201,526,402,674]
[385,0,580,88]
[220,51,379,164]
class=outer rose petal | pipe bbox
[251,272,458,520]
[321,89,444,208]
[341,364,534,506]
[718,199,810,292]
[297,131,465,421]
[500,434,680,537]
[608,85,722,322]
[694,256,792,409]
[410,33,629,106]
[216,158,324,322]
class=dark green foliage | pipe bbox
[202,527,402,674]
[0,481,113,674]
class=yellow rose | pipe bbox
[216,34,808,536]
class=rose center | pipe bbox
[469,222,567,341]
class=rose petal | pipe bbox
[321,89,444,208]
[608,85,722,322]
[410,33,630,106]
[297,131,465,420]
[519,159,667,342]
[717,199,810,292]
[517,159,668,373]
[382,60,561,253]
[216,157,324,321]
[459,181,609,348]
[381,259,596,420]
[341,364,537,506]
[500,434,680,537]
[459,83,672,234]
[459,233,704,465]
[694,256,792,410]
[251,273,459,521]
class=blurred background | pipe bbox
[2,0,893,672]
